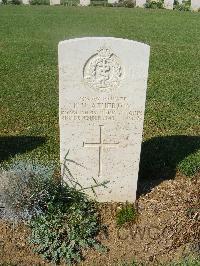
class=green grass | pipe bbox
[0,6,199,177]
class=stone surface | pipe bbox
[50,0,60,5]
[135,0,146,7]
[191,0,200,11]
[79,0,90,5]
[22,0,29,3]
[164,0,174,9]
[108,0,119,4]
[59,37,150,202]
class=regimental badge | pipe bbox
[83,47,123,91]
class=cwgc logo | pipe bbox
[83,47,123,91]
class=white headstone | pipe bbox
[164,0,174,9]
[50,0,60,5]
[79,0,90,5]
[136,0,146,7]
[22,0,29,3]
[191,0,200,11]
[59,37,150,202]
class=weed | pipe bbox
[116,202,137,227]
[29,185,105,264]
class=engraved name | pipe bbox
[61,96,143,122]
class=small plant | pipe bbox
[1,0,8,4]
[173,0,191,11]
[9,0,22,4]
[116,202,137,227]
[29,0,49,5]
[115,0,135,8]
[145,0,164,9]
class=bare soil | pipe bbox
[0,173,199,266]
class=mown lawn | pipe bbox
[0,6,199,176]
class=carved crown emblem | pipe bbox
[83,47,123,91]
[97,48,112,58]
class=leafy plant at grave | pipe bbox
[173,0,179,8]
[0,160,56,220]
[29,185,106,264]
[116,202,137,227]
[145,0,164,9]
[0,155,107,264]
[173,0,191,11]
[1,0,8,4]
[8,0,22,4]
[115,0,135,8]
[29,151,107,264]
[29,0,49,5]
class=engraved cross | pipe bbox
[83,125,119,177]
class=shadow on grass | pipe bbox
[137,135,200,197]
[0,136,46,163]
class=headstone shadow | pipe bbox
[0,136,46,163]
[137,135,200,197]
